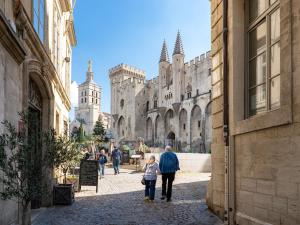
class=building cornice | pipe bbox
[66,20,77,46]
[0,9,26,64]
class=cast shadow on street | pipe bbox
[32,181,223,225]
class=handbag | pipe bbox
[141,175,146,185]
[141,164,147,185]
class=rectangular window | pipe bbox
[65,43,71,95]
[181,95,184,101]
[187,92,192,99]
[53,4,61,74]
[154,100,158,109]
[33,0,45,42]
[248,0,280,116]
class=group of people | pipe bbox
[143,145,179,202]
[96,145,180,202]
[96,146,122,177]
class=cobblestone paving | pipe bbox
[32,168,223,225]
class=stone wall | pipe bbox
[143,153,212,173]
[206,0,226,219]
[209,0,300,224]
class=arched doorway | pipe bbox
[28,78,43,209]
[166,131,175,147]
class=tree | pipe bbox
[45,129,82,184]
[93,119,106,143]
[0,113,82,225]
[0,114,43,225]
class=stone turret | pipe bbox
[159,40,169,63]
[159,40,171,92]
[173,31,184,56]
[172,31,185,103]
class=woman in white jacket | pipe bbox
[143,155,160,202]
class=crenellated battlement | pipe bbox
[187,50,211,67]
[109,63,146,78]
[146,77,159,85]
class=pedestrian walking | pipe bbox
[98,149,107,178]
[111,146,122,175]
[159,145,180,202]
[142,155,160,202]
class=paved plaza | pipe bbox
[32,168,222,225]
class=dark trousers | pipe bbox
[162,173,175,200]
[145,180,156,200]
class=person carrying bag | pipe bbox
[142,155,160,202]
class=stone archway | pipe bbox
[154,115,164,146]
[146,117,153,145]
[26,60,55,208]
[179,108,188,151]
[117,116,125,139]
[190,105,203,152]
[28,78,43,209]
[164,109,174,135]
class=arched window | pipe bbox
[120,99,124,109]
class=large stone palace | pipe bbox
[109,32,212,152]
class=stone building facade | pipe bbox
[110,33,212,152]
[71,60,111,136]
[207,0,300,225]
[0,0,76,224]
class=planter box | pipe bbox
[53,184,74,205]
[66,177,79,192]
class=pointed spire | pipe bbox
[86,59,94,81]
[173,31,184,56]
[159,39,169,63]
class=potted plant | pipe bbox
[45,130,82,205]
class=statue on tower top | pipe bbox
[86,59,94,82]
[88,59,93,72]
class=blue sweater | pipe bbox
[159,152,180,173]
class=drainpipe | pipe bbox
[222,0,231,224]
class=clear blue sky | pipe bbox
[70,0,211,118]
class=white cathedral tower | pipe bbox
[73,60,102,135]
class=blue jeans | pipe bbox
[113,159,120,174]
[99,164,105,175]
[145,180,156,200]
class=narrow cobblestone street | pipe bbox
[32,168,222,225]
